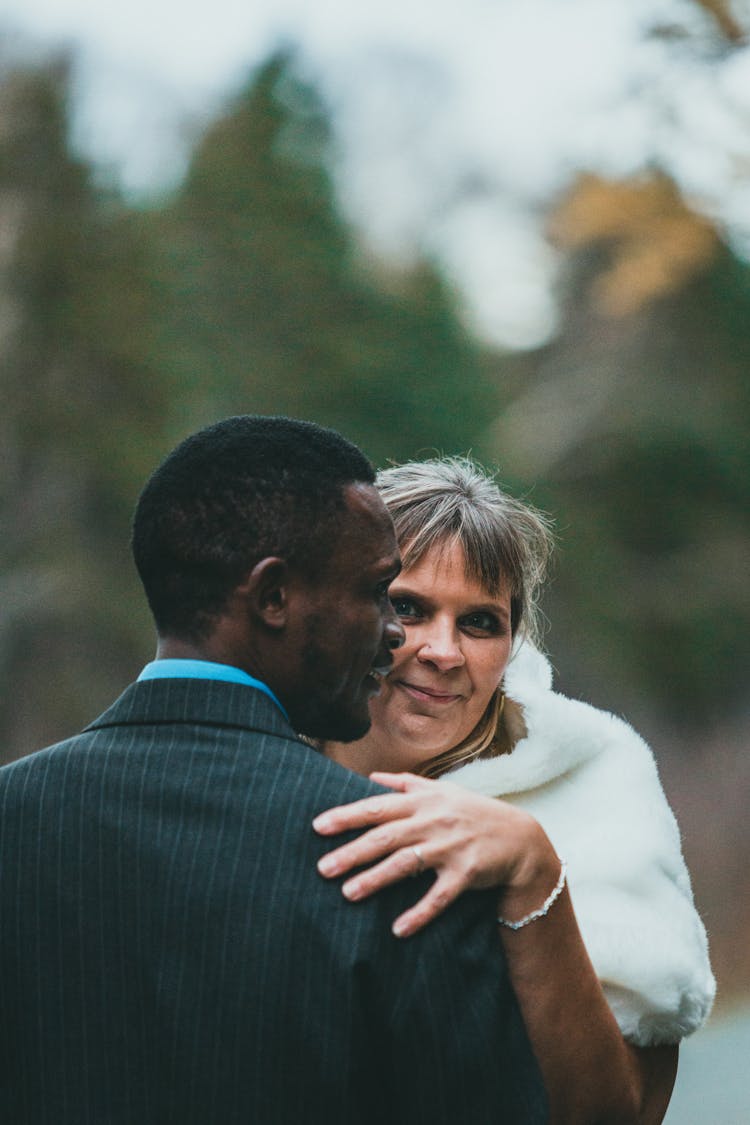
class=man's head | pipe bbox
[132,415,403,740]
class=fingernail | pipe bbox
[312,815,331,832]
[342,880,362,901]
[318,856,338,876]
[392,918,409,938]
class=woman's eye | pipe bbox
[460,612,500,635]
[390,596,420,620]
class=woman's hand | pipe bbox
[312,771,553,937]
[315,776,679,1121]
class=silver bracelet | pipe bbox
[497,859,568,931]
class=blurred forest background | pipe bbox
[0,0,748,1026]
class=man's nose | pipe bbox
[385,617,405,650]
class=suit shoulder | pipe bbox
[0,731,93,776]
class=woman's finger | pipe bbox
[368,771,433,793]
[312,791,413,835]
[317,818,427,879]
[391,873,465,939]
[336,844,434,903]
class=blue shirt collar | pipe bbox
[137,659,289,720]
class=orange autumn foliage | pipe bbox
[549,173,721,317]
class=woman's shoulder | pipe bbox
[452,643,656,798]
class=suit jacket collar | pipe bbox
[85,677,298,742]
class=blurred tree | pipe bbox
[0,58,169,760]
[694,0,747,42]
[147,50,498,466]
[548,173,721,317]
[488,172,750,726]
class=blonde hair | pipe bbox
[376,456,553,778]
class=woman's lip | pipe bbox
[395,680,462,703]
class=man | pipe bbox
[0,416,546,1123]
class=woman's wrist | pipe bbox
[495,818,563,925]
[498,858,567,930]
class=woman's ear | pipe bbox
[238,557,290,630]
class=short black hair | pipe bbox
[132,415,375,639]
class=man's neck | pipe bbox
[155,637,219,662]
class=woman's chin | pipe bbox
[376,723,457,770]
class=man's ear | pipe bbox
[238,557,291,630]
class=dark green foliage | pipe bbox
[0,59,167,757]
[148,51,497,465]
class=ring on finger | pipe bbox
[410,845,426,876]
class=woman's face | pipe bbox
[366,539,513,771]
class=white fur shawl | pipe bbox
[448,644,716,1047]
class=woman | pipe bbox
[313,457,715,1124]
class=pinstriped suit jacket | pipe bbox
[0,678,547,1124]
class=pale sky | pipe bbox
[2,0,749,347]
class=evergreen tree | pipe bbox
[0,59,167,759]
[150,51,498,465]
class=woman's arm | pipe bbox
[313,772,678,1124]
[492,814,677,1124]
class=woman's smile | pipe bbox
[392,678,464,705]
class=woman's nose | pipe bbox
[416,622,464,670]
